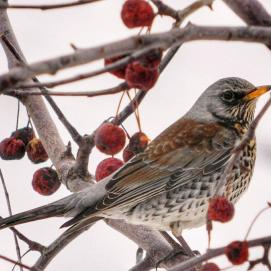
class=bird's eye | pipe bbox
[221,90,235,102]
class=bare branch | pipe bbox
[0,0,102,10]
[6,82,129,98]
[152,0,214,25]
[0,170,23,271]
[223,0,271,49]
[223,0,271,27]
[10,227,46,253]
[168,235,271,271]
[14,45,158,90]
[0,255,31,270]
[1,24,271,93]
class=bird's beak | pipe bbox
[244,85,271,101]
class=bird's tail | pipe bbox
[0,199,70,230]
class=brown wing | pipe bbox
[63,119,237,227]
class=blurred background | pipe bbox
[0,0,271,270]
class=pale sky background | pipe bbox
[0,0,271,270]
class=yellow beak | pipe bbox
[245,85,271,101]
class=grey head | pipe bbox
[186,77,270,129]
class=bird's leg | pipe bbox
[170,225,196,257]
[173,233,195,257]
[156,231,188,269]
[160,231,184,251]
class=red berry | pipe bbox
[11,127,34,145]
[225,241,249,265]
[104,55,128,79]
[121,0,155,29]
[95,158,124,181]
[94,123,126,155]
[125,61,159,91]
[207,196,234,223]
[140,49,162,68]
[201,262,220,271]
[32,167,61,196]
[123,145,135,162]
[0,137,25,160]
[26,138,48,164]
[129,132,149,153]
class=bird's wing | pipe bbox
[63,119,237,227]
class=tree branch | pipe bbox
[168,235,271,271]
[223,0,271,27]
[0,0,103,10]
[1,24,271,93]
[6,82,129,98]
[0,170,23,271]
[14,45,159,90]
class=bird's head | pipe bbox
[186,77,271,132]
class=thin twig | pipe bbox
[176,0,214,26]
[0,0,102,10]
[0,255,31,270]
[15,99,20,130]
[168,235,271,271]
[0,169,23,271]
[7,82,129,98]
[244,205,270,240]
[151,0,214,25]
[16,45,160,90]
[10,227,46,253]
[151,0,180,21]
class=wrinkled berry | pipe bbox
[123,145,135,162]
[26,138,48,164]
[0,137,25,160]
[95,123,126,155]
[201,262,220,271]
[95,157,124,181]
[121,0,155,28]
[125,61,159,91]
[11,127,34,145]
[129,132,149,153]
[104,55,128,79]
[225,241,249,265]
[32,167,61,196]
[207,196,234,223]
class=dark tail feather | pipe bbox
[0,203,67,229]
[63,216,103,236]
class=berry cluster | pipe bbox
[94,123,149,181]
[0,127,60,196]
[104,1,161,91]
[105,49,161,91]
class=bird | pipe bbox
[0,77,270,239]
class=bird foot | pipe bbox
[155,247,189,270]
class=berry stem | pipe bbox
[15,99,20,130]
[126,90,142,132]
[244,205,270,240]
[115,90,126,119]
